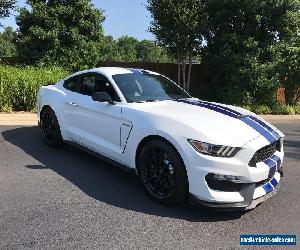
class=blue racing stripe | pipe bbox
[127,68,143,74]
[271,155,280,162]
[204,102,280,141]
[249,115,273,131]
[176,99,279,143]
[266,155,281,177]
[263,182,273,193]
[270,130,280,139]
[190,99,280,141]
[249,116,280,139]
[264,158,277,169]
[198,99,278,141]
[178,100,239,118]
[271,155,281,169]
[270,178,278,188]
[140,69,150,74]
[196,100,241,116]
[239,117,277,143]
[196,103,240,118]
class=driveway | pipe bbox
[0,117,299,249]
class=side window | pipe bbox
[80,73,120,102]
[81,75,95,96]
[63,76,79,92]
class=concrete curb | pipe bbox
[0,113,38,126]
[260,115,300,122]
[0,113,299,126]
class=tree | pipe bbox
[281,46,300,104]
[147,0,207,92]
[16,0,105,70]
[101,35,121,61]
[0,26,16,56]
[277,0,300,104]
[101,36,171,63]
[0,0,15,21]
[136,40,170,62]
[115,36,139,62]
[201,0,300,106]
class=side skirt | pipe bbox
[64,140,138,176]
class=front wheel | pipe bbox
[40,107,63,147]
[138,139,188,205]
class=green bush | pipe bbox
[0,65,69,112]
[240,105,252,112]
[271,104,296,115]
[294,104,300,114]
[252,105,272,115]
[241,104,300,114]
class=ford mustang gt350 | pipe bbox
[37,67,284,209]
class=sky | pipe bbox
[0,0,154,40]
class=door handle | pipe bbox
[69,101,78,107]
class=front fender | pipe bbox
[121,116,192,174]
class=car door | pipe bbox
[66,72,129,161]
[61,75,85,140]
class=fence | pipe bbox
[97,61,204,90]
[0,57,290,104]
[277,88,285,105]
[98,61,287,104]
[0,57,18,65]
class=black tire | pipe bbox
[40,107,63,147]
[138,139,188,205]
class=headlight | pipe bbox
[188,139,240,157]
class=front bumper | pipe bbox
[184,133,284,209]
[189,171,282,210]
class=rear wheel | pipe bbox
[40,107,63,147]
[138,139,188,205]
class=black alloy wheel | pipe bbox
[138,139,188,205]
[40,108,63,147]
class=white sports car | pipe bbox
[37,67,284,209]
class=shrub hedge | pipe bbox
[0,66,68,112]
[244,104,300,115]
[0,65,299,114]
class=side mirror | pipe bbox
[92,92,115,104]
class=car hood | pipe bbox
[128,98,282,147]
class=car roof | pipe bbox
[71,67,161,78]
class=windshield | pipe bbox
[112,73,190,103]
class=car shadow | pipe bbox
[283,139,300,161]
[267,123,300,161]
[2,126,248,222]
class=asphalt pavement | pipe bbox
[0,120,299,249]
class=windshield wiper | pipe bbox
[173,97,190,100]
[134,99,160,103]
[145,99,160,102]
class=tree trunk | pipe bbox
[182,59,186,91]
[187,52,193,93]
[0,75,2,111]
[295,88,300,103]
[177,49,181,86]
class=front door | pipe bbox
[68,73,126,160]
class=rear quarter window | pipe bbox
[63,76,79,92]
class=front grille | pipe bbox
[249,139,280,167]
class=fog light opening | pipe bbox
[207,173,243,183]
[205,173,244,192]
